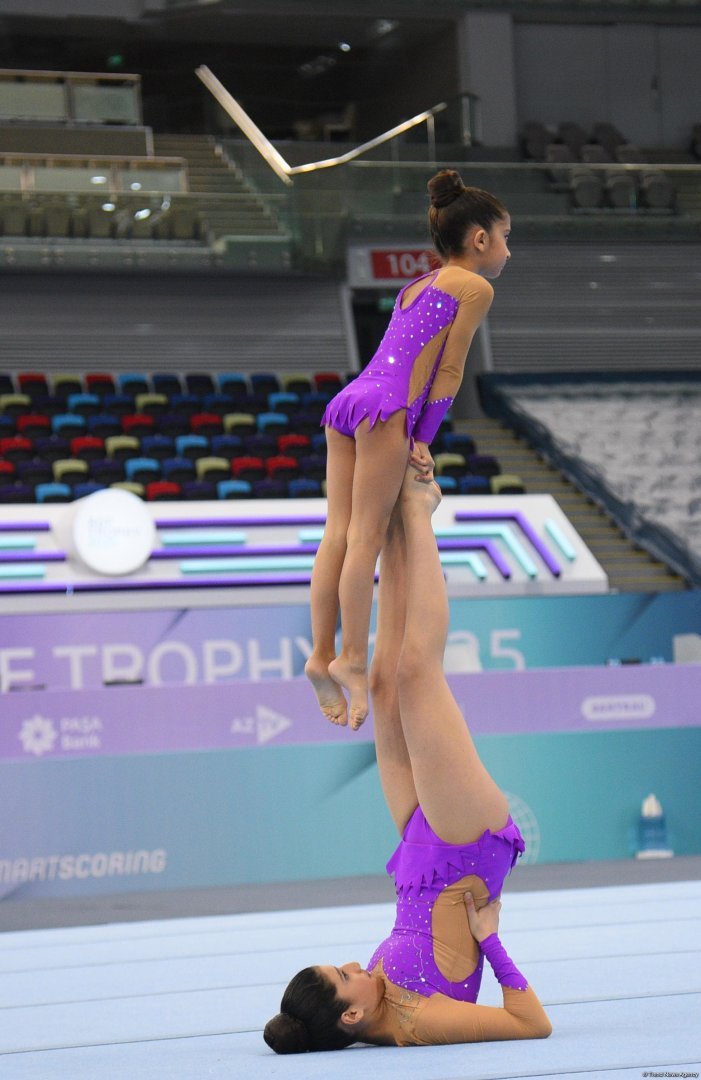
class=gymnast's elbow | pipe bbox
[528,1009,553,1039]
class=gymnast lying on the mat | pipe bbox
[264,465,552,1053]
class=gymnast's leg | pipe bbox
[369,500,418,835]
[396,467,509,845]
[328,411,411,729]
[305,427,355,726]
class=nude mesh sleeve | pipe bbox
[412,275,494,444]
[413,984,552,1045]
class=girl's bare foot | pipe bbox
[327,655,368,731]
[305,655,348,726]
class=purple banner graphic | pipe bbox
[1,663,699,762]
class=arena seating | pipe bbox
[522,120,677,211]
[481,372,701,585]
[0,371,523,502]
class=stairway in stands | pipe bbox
[488,241,701,372]
[152,133,287,241]
[460,417,686,592]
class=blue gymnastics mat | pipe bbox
[1,880,700,1079]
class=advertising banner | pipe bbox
[2,662,700,763]
[2,591,700,693]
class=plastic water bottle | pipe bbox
[636,794,673,859]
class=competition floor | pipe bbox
[1,867,700,1080]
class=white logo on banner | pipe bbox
[581,694,656,722]
[230,705,292,745]
[18,715,58,757]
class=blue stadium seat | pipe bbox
[458,475,490,495]
[35,482,72,503]
[219,373,249,398]
[251,478,287,499]
[250,373,280,397]
[287,477,322,498]
[217,479,253,500]
[141,434,175,461]
[211,433,244,459]
[74,481,105,500]
[152,373,182,398]
[162,457,196,484]
[435,476,457,493]
[67,393,100,417]
[88,414,121,440]
[119,373,149,397]
[175,434,209,460]
[268,392,300,416]
[257,411,289,434]
[125,457,161,484]
[52,413,86,437]
[103,393,136,417]
[181,479,217,501]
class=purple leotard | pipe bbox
[321,270,459,442]
[367,806,525,1002]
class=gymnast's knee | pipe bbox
[368,660,398,705]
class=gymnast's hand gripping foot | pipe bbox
[265,464,552,1054]
[304,169,510,731]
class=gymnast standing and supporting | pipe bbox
[265,465,551,1053]
[305,168,511,730]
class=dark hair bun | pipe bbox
[263,1012,311,1054]
[428,169,465,209]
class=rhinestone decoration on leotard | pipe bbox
[367,808,525,1002]
[321,277,459,440]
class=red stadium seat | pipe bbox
[231,456,266,483]
[277,434,311,459]
[122,413,155,437]
[0,435,33,462]
[17,414,51,438]
[191,412,223,437]
[146,480,182,501]
[17,373,49,398]
[85,373,116,397]
[71,435,106,461]
[266,455,299,481]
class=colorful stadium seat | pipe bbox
[52,414,86,438]
[223,413,256,437]
[190,412,223,437]
[17,414,51,438]
[146,480,182,501]
[52,459,89,485]
[175,434,209,460]
[0,435,33,462]
[152,373,183,397]
[232,456,266,483]
[105,435,140,462]
[266,455,299,481]
[287,477,322,498]
[278,433,311,459]
[195,456,230,482]
[70,436,105,462]
[122,413,155,437]
[67,393,101,418]
[85,373,116,398]
[217,479,253,500]
[125,457,161,484]
[162,457,196,484]
[35,482,72,503]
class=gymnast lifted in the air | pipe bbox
[305,169,510,730]
[265,464,552,1053]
